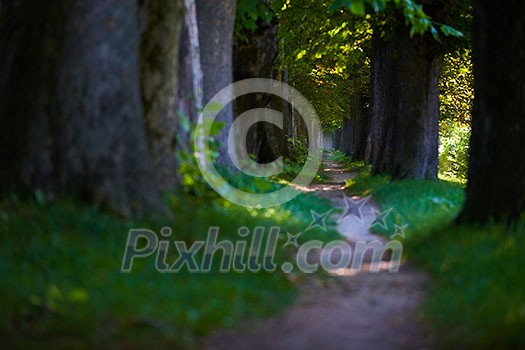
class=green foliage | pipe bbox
[235,0,275,43]
[439,49,474,125]
[408,219,525,348]
[274,137,328,183]
[438,121,470,183]
[328,0,465,41]
[437,49,473,183]
[274,0,372,130]
[175,110,224,198]
[327,150,368,173]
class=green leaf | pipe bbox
[430,26,442,43]
[440,24,464,38]
[204,102,224,113]
[210,121,225,136]
[349,0,366,16]
[34,189,45,206]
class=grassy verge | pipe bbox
[0,183,340,348]
[409,218,525,348]
[344,163,465,238]
[342,157,525,348]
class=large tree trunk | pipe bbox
[0,1,162,216]
[140,0,184,191]
[233,12,282,163]
[459,0,525,222]
[196,0,237,165]
[367,24,442,179]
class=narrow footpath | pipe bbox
[204,160,435,350]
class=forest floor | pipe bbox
[203,159,437,350]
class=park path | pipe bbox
[203,159,435,350]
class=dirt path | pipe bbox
[203,160,434,350]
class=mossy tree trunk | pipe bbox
[0,0,189,216]
[139,0,184,192]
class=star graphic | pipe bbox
[370,207,393,230]
[338,195,370,223]
[284,232,301,247]
[390,224,409,239]
[305,209,333,232]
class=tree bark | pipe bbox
[175,0,204,175]
[196,0,237,165]
[367,24,442,179]
[340,94,368,159]
[459,0,525,222]
[350,94,368,160]
[339,116,353,156]
[233,11,280,163]
[0,1,163,216]
[140,0,184,192]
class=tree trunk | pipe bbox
[196,0,237,165]
[350,94,368,160]
[233,12,280,163]
[140,0,184,191]
[367,24,442,179]
[459,0,525,222]
[0,1,162,216]
[339,116,353,156]
[175,0,204,171]
[340,94,368,159]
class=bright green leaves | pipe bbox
[296,49,307,60]
[274,0,372,130]
[439,49,474,125]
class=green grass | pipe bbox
[344,164,465,238]
[342,159,525,348]
[327,150,368,173]
[408,220,525,349]
[0,187,341,348]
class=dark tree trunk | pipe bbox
[0,1,162,216]
[232,12,280,163]
[349,94,368,160]
[283,66,294,145]
[367,24,442,179]
[460,0,525,222]
[339,116,353,156]
[196,0,236,165]
[340,94,368,159]
[140,0,184,191]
